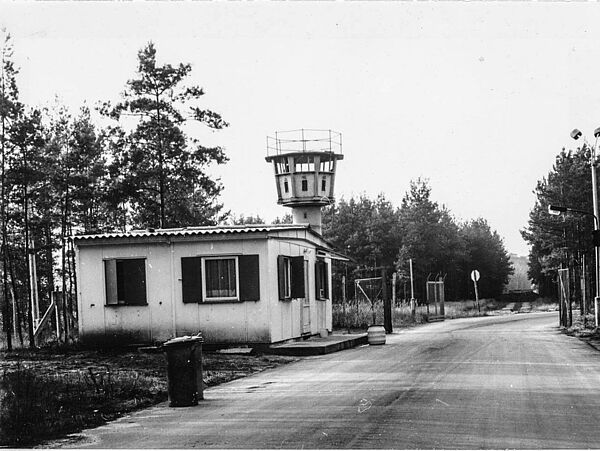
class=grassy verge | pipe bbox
[0,347,296,447]
[333,296,559,329]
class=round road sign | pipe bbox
[471,270,480,282]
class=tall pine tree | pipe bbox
[103,42,229,229]
[0,31,22,349]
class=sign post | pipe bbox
[471,270,480,313]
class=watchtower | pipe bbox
[265,129,343,234]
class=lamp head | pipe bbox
[571,129,583,140]
[594,127,600,139]
[548,205,568,215]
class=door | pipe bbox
[301,260,311,334]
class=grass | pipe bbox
[333,296,560,329]
[0,347,297,447]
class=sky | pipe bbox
[2,2,600,257]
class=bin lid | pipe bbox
[163,335,204,348]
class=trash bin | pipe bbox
[163,335,204,407]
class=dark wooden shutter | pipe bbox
[120,259,147,305]
[322,260,329,299]
[291,256,305,298]
[239,255,260,301]
[181,257,202,303]
[277,255,286,300]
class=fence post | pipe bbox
[342,275,347,330]
[383,269,392,333]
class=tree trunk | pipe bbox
[156,91,165,229]
[1,82,11,351]
[24,182,35,348]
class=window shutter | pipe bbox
[322,261,329,299]
[121,259,147,305]
[239,255,260,301]
[291,256,305,298]
[104,260,118,305]
[277,255,286,300]
[315,260,322,300]
[181,257,202,303]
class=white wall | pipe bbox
[77,237,271,345]
[76,231,334,346]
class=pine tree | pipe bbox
[9,108,47,347]
[522,147,595,299]
[0,31,22,349]
[103,42,229,229]
[460,218,514,298]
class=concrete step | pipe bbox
[268,333,368,356]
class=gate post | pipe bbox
[382,269,393,333]
[438,278,445,317]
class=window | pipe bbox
[301,178,308,192]
[321,177,327,192]
[278,160,290,174]
[320,156,333,172]
[280,257,291,299]
[294,155,315,172]
[315,259,329,300]
[105,258,147,306]
[204,257,237,300]
[284,180,289,193]
[181,255,260,303]
[278,255,305,300]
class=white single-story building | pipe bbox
[74,224,344,347]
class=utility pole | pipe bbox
[591,148,600,327]
[570,128,600,327]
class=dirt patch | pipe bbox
[0,346,297,447]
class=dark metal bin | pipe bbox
[163,335,204,407]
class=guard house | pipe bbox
[74,129,345,346]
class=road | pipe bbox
[63,312,600,449]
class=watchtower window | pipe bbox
[321,178,327,192]
[284,180,289,193]
[301,179,308,191]
[278,160,290,174]
[320,156,334,172]
[295,156,315,172]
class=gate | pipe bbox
[558,268,570,327]
[355,277,382,324]
[426,278,445,322]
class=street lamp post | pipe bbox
[548,204,598,326]
[570,128,600,327]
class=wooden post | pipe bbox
[392,272,397,307]
[383,269,392,333]
[409,259,416,318]
[342,275,347,330]
[439,278,445,317]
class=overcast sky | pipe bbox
[3,2,600,256]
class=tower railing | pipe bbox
[266,129,342,157]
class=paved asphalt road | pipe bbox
[61,312,600,449]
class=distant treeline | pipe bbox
[319,179,514,303]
